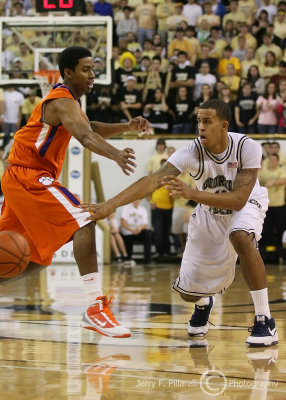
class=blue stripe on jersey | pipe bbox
[58,186,80,206]
[39,126,58,157]
[53,83,78,101]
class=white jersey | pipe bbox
[168,132,263,216]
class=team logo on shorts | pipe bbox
[38,176,54,186]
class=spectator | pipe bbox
[266,23,282,47]
[259,153,286,252]
[142,39,155,60]
[235,82,259,134]
[219,85,236,131]
[85,1,97,17]
[169,51,195,99]
[166,3,188,43]
[195,83,213,108]
[238,0,257,26]
[143,88,169,134]
[196,2,220,28]
[169,86,194,134]
[194,43,218,75]
[255,33,282,65]
[256,0,277,23]
[146,138,168,174]
[256,82,281,134]
[182,0,202,27]
[156,0,175,46]
[116,6,137,42]
[196,19,211,44]
[259,51,279,81]
[150,158,173,259]
[135,0,156,49]
[126,32,141,53]
[3,86,24,148]
[86,87,114,124]
[106,213,129,265]
[168,27,194,62]
[232,35,247,62]
[209,26,227,59]
[94,0,113,17]
[167,146,176,157]
[231,22,257,52]
[271,61,286,89]
[93,57,107,80]
[210,0,226,21]
[274,10,286,42]
[222,19,237,44]
[271,141,286,168]
[241,48,260,79]
[221,63,241,100]
[252,10,269,47]
[118,75,142,122]
[22,90,41,124]
[18,43,34,77]
[115,51,136,90]
[223,0,245,30]
[1,38,14,73]
[217,45,241,77]
[120,200,152,264]
[185,26,201,61]
[114,0,129,25]
[194,61,216,100]
[277,91,286,133]
[247,65,266,96]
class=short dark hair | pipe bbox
[59,46,92,79]
[199,99,231,124]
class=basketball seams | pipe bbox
[5,231,24,254]
[0,231,30,277]
[0,252,26,276]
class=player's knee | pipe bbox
[180,293,201,303]
[229,230,255,254]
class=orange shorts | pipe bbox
[0,165,91,266]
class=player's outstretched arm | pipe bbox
[90,116,151,138]
[81,162,181,221]
[163,168,258,211]
[46,98,137,176]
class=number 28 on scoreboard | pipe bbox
[36,0,77,12]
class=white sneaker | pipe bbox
[81,295,131,338]
[246,315,278,347]
[188,297,215,337]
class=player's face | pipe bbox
[72,57,95,94]
[197,109,228,153]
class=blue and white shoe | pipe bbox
[188,296,214,337]
[246,315,278,347]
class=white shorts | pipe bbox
[172,187,269,297]
[171,207,186,234]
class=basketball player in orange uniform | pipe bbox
[0,46,150,338]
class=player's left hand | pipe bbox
[162,175,194,199]
[128,116,151,135]
[80,201,115,221]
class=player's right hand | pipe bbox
[116,148,136,175]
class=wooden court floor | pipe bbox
[0,261,285,399]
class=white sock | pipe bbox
[250,288,271,318]
[81,272,103,306]
[196,297,210,307]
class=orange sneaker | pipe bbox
[81,295,131,338]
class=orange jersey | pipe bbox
[8,84,78,179]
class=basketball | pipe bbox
[0,231,30,278]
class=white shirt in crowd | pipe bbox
[120,203,148,236]
[182,2,203,26]
[4,89,24,124]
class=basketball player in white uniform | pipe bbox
[82,99,278,347]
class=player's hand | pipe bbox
[116,147,137,175]
[162,175,194,199]
[128,116,151,135]
[81,201,115,221]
